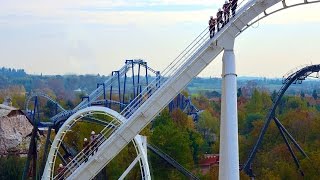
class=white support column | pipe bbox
[219,40,239,180]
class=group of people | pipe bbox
[209,0,238,38]
[55,130,101,179]
[83,130,100,162]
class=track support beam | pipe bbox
[219,38,239,180]
[274,117,304,176]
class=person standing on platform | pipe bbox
[56,164,65,179]
[216,8,224,31]
[83,138,89,162]
[90,131,98,155]
[223,0,231,25]
[231,0,238,17]
[209,16,216,38]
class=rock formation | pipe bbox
[0,103,33,156]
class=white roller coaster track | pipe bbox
[44,106,150,180]
[43,0,320,179]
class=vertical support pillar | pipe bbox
[137,64,141,95]
[123,72,127,104]
[116,71,121,110]
[40,126,52,177]
[110,71,114,108]
[131,62,136,98]
[219,40,239,180]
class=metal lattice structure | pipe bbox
[23,60,200,180]
[51,59,159,128]
[242,64,320,176]
[169,93,200,121]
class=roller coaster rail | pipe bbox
[242,64,320,176]
[43,0,320,179]
[25,91,65,124]
[44,0,245,177]
[282,64,311,83]
[25,60,199,129]
[23,92,199,179]
[23,60,200,179]
[50,59,157,124]
[147,143,199,180]
[43,0,320,177]
[25,92,65,112]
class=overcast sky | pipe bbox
[0,0,320,77]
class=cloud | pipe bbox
[256,1,320,25]
[1,0,319,33]
[0,0,221,26]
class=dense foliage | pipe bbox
[0,67,319,179]
[0,156,26,179]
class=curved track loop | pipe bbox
[44,106,150,180]
[242,64,320,173]
[25,92,65,113]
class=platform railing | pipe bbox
[56,0,257,178]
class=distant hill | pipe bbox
[0,67,318,101]
[187,76,319,96]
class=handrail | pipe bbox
[50,59,162,124]
[282,64,312,83]
[52,111,122,179]
[54,0,255,178]
[116,0,251,124]
[51,60,148,122]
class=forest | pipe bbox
[0,66,319,179]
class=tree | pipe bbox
[286,96,307,110]
[150,111,194,179]
[197,110,219,142]
[237,87,243,97]
[0,156,25,179]
[65,100,74,109]
[171,109,194,130]
[245,89,271,115]
[243,113,264,134]
[271,90,277,102]
[312,89,318,100]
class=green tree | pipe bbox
[271,90,277,102]
[245,89,271,115]
[150,111,194,179]
[0,156,25,179]
[197,110,219,143]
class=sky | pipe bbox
[0,0,320,78]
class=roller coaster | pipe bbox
[25,64,319,179]
[23,60,200,179]
[18,0,320,179]
[242,64,320,176]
